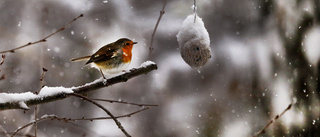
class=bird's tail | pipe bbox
[70,56,91,62]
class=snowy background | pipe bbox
[0,0,320,136]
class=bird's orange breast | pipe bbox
[121,45,133,63]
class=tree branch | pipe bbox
[71,107,151,121]
[0,55,5,65]
[0,61,157,110]
[149,0,166,57]
[11,107,150,137]
[253,103,292,137]
[70,93,131,137]
[92,98,158,107]
[0,14,83,54]
[0,55,5,81]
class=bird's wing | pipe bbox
[85,43,121,64]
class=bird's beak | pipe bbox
[133,42,138,44]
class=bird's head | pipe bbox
[116,38,138,48]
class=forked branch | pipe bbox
[70,93,131,137]
[11,107,151,137]
[149,0,167,57]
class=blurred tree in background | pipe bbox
[0,0,319,136]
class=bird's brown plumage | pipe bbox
[70,38,137,76]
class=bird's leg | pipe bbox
[99,68,109,85]
[99,68,106,79]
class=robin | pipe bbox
[71,38,138,79]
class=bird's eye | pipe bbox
[126,43,129,45]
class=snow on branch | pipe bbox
[0,61,157,111]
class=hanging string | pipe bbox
[193,0,197,23]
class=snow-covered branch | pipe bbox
[0,61,157,111]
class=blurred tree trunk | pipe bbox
[273,0,320,136]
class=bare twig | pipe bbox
[0,55,5,81]
[0,14,83,54]
[39,67,47,82]
[0,62,157,110]
[35,67,48,95]
[31,68,48,137]
[31,68,47,137]
[92,98,158,107]
[253,104,293,137]
[22,107,39,137]
[71,93,131,137]
[34,106,38,137]
[12,115,49,137]
[0,55,5,65]
[11,107,150,137]
[149,0,167,57]
[71,107,151,121]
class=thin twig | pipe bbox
[92,98,158,107]
[39,67,47,82]
[71,107,150,121]
[31,67,47,136]
[71,93,131,137]
[11,107,150,137]
[22,106,39,137]
[31,68,48,137]
[0,55,5,81]
[12,115,49,137]
[253,104,293,137]
[34,106,38,137]
[0,14,84,54]
[35,67,48,95]
[0,55,5,65]
[149,0,167,57]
